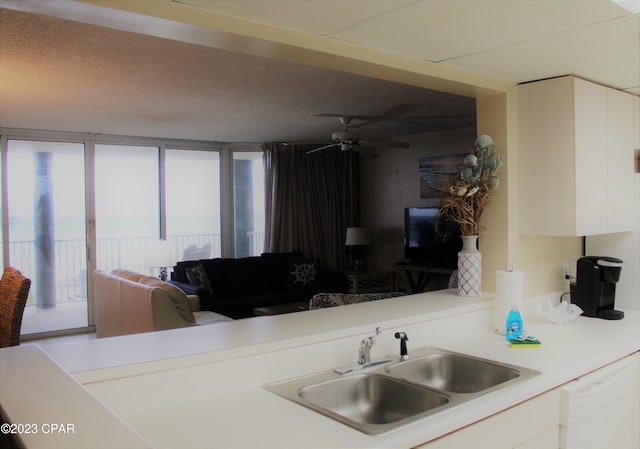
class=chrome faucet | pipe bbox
[334,326,391,374]
[358,327,382,365]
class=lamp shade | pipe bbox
[345,227,370,246]
[144,240,175,268]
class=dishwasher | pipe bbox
[559,354,640,449]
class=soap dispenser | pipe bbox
[505,305,523,341]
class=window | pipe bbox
[166,149,221,261]
[233,151,265,257]
[94,144,160,273]
[1,133,265,337]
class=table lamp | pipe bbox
[345,227,370,273]
[144,240,175,281]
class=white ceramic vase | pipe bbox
[457,235,481,296]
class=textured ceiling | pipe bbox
[0,0,638,144]
[0,7,475,143]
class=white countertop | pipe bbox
[2,289,639,449]
[0,345,149,449]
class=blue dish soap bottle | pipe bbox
[505,305,523,341]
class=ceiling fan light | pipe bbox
[332,131,359,142]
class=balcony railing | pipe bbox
[8,232,264,307]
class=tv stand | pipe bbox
[395,262,455,294]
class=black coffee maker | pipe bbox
[570,256,624,320]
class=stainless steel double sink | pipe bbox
[264,347,540,435]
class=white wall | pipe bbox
[586,174,640,309]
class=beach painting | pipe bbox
[419,153,467,199]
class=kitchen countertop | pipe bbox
[1,289,639,449]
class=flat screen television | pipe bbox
[404,207,462,268]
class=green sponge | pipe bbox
[508,335,541,347]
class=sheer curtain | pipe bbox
[262,143,359,271]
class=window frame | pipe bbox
[0,128,265,332]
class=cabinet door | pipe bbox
[518,76,577,236]
[516,427,560,449]
[606,88,635,233]
[635,353,640,448]
[420,389,560,448]
[574,78,607,236]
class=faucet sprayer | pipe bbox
[394,331,409,360]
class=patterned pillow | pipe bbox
[185,263,213,296]
[309,292,404,309]
[287,259,319,287]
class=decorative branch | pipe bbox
[437,135,502,236]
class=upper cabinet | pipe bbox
[518,76,636,236]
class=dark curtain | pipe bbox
[262,143,360,271]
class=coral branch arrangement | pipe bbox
[437,134,502,236]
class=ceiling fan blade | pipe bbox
[353,146,380,159]
[306,143,338,154]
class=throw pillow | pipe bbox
[185,263,213,297]
[138,276,196,324]
[287,258,319,288]
[308,293,341,309]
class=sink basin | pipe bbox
[300,374,450,431]
[266,372,450,434]
[386,352,521,393]
[265,347,540,435]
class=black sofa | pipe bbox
[170,251,347,319]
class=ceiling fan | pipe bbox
[306,116,410,155]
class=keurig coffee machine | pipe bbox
[570,256,624,320]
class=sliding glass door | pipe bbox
[94,144,160,273]
[6,140,88,334]
[1,134,265,338]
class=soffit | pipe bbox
[176,0,640,93]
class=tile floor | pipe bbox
[21,301,90,336]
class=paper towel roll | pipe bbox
[494,270,526,334]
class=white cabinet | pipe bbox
[606,88,636,233]
[518,76,636,236]
[419,389,560,449]
[419,353,640,449]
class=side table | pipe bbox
[345,270,395,294]
[253,300,309,316]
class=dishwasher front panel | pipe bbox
[559,354,640,449]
